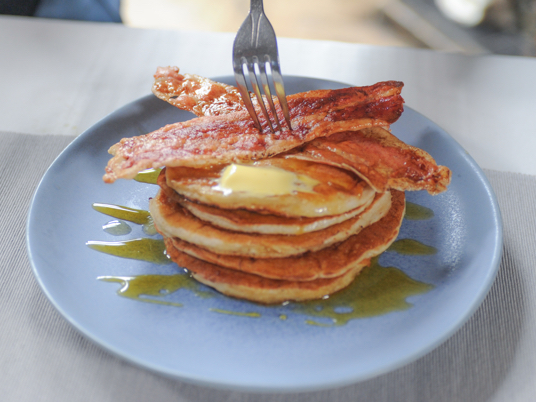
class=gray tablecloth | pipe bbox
[1,132,535,402]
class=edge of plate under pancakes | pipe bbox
[150,162,406,304]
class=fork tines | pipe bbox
[234,57,292,134]
[232,0,292,134]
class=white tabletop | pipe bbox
[1,15,535,175]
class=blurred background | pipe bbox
[1,0,535,56]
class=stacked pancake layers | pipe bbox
[149,156,406,304]
[104,67,451,304]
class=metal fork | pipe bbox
[232,0,292,133]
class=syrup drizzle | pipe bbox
[134,168,162,184]
[405,202,434,220]
[89,200,437,325]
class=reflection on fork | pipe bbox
[232,0,292,134]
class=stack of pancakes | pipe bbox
[149,155,406,304]
[105,68,451,304]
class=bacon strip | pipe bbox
[152,66,403,122]
[151,68,449,195]
[106,68,451,195]
[286,128,451,195]
[152,67,245,116]
[104,79,404,183]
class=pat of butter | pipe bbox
[215,164,318,196]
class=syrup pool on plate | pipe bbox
[87,195,437,326]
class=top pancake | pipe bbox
[165,156,375,218]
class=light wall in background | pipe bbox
[120,0,421,48]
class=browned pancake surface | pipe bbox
[158,171,375,234]
[150,189,392,259]
[165,157,374,218]
[164,237,370,304]
[161,190,405,281]
[290,127,451,195]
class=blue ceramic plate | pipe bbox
[27,77,502,392]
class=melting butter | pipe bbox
[214,164,318,196]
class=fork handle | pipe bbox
[250,0,265,14]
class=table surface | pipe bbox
[1,14,536,402]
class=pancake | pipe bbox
[165,157,375,218]
[164,190,405,282]
[164,238,370,304]
[161,191,405,303]
[159,171,376,235]
[149,188,392,259]
[175,195,375,235]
